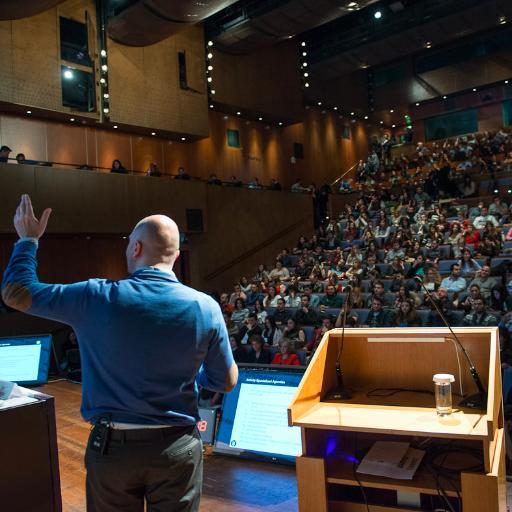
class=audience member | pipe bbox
[272,339,301,366]
[111,159,128,174]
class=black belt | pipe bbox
[108,425,195,443]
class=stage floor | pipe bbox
[40,381,298,512]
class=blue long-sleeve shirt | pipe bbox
[2,241,234,426]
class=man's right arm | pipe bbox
[196,300,238,393]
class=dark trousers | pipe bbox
[85,425,203,512]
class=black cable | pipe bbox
[353,433,370,512]
[366,387,434,398]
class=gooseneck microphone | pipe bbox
[325,285,353,400]
[414,275,487,409]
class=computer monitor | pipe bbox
[214,365,304,464]
[0,334,52,386]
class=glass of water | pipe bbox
[433,374,455,416]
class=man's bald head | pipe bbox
[126,215,180,273]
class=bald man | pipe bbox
[2,194,237,512]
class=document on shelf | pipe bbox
[356,441,425,480]
[0,379,40,410]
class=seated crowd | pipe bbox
[217,130,512,367]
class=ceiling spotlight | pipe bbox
[392,124,396,128]
[380,121,384,124]
[100,78,106,84]
[472,88,477,92]
[302,51,307,57]
[26,110,32,114]
[237,111,241,115]
[304,72,309,77]
[63,69,73,79]
[209,104,214,109]
[103,107,109,113]
[505,80,509,84]
[279,122,283,126]
[415,102,420,106]
[302,62,308,67]
[364,115,368,119]
[113,125,118,129]
[374,10,382,19]
[207,77,213,83]
[287,35,294,39]
[70,118,75,122]
[211,89,216,94]
[390,109,394,113]
[424,41,432,49]
[208,65,213,71]
[348,2,358,7]
[101,64,108,72]
[317,101,322,106]
[305,82,310,87]
[443,95,447,99]
[334,107,338,110]
[207,52,213,59]
[350,112,355,115]
[258,117,263,121]
[100,49,107,57]
[499,16,507,25]
[103,93,109,99]
[181,137,186,141]
[301,42,306,47]
[151,132,156,136]
[207,40,214,47]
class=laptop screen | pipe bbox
[0,334,52,386]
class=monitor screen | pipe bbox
[214,366,304,463]
[0,334,52,386]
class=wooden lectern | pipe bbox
[288,327,506,512]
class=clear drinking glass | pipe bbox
[433,374,455,416]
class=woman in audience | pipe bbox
[345,245,363,267]
[231,298,250,325]
[111,159,128,174]
[394,300,422,327]
[262,316,283,346]
[271,339,301,366]
[477,236,500,259]
[390,256,405,276]
[375,219,391,247]
[254,300,267,325]
[395,284,420,308]
[284,286,301,308]
[281,318,306,351]
[457,284,483,313]
[294,236,309,253]
[263,285,282,308]
[344,259,364,281]
[246,334,273,364]
[253,263,269,283]
[423,266,442,292]
[239,276,251,295]
[230,335,248,363]
[446,222,464,258]
[464,224,480,249]
[459,173,476,197]
[458,247,481,276]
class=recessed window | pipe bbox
[60,17,91,66]
[227,129,240,148]
[178,51,188,90]
[61,66,96,112]
[293,143,304,159]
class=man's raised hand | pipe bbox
[14,194,52,239]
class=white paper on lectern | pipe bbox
[0,381,40,410]
[357,441,426,480]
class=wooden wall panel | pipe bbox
[94,129,131,171]
[131,136,164,175]
[214,41,303,121]
[108,25,208,137]
[0,115,48,161]
[47,122,88,166]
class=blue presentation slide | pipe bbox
[0,335,51,384]
[216,369,303,460]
